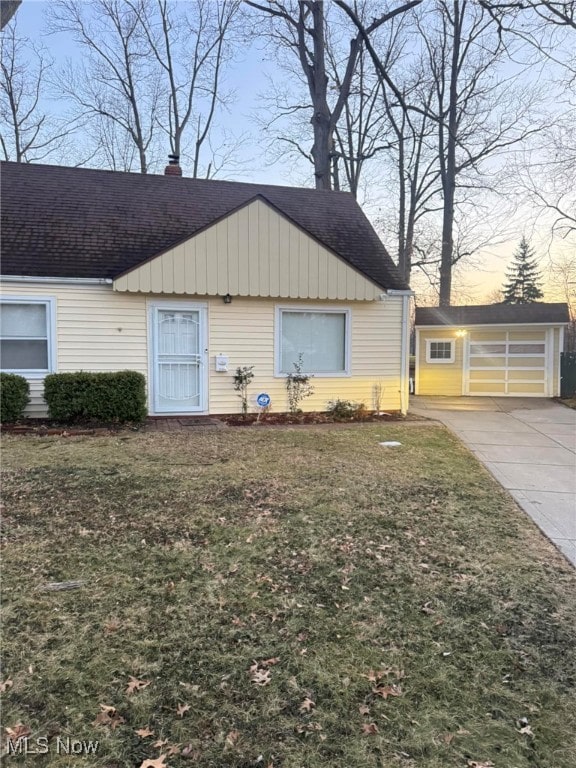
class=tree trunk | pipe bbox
[309,1,333,190]
[397,132,408,282]
[439,0,461,307]
[404,186,417,285]
[439,183,454,306]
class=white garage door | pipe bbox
[465,330,549,396]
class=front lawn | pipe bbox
[1,425,575,768]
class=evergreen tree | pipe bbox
[502,237,544,304]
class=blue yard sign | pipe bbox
[256,392,271,408]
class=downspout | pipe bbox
[387,290,413,415]
[558,326,565,397]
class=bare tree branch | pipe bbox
[247,0,422,190]
[0,18,76,162]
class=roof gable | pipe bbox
[415,303,570,326]
[0,161,408,292]
[113,197,382,300]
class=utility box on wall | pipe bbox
[215,354,229,372]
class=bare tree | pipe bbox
[515,136,576,239]
[549,251,576,350]
[329,44,391,195]
[0,19,73,162]
[414,1,546,305]
[339,0,543,304]
[127,0,241,178]
[480,1,575,32]
[246,0,422,191]
[85,111,141,171]
[49,0,241,177]
[49,0,161,173]
[480,1,575,238]
[381,74,443,284]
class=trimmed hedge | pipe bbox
[0,373,30,423]
[43,371,147,423]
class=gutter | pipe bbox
[386,289,413,415]
[0,276,113,285]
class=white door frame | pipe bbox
[148,300,208,414]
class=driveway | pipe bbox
[411,397,576,566]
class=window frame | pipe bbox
[425,338,455,364]
[274,305,352,378]
[0,296,56,377]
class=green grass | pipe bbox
[1,425,575,768]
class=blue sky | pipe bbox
[18,0,303,185]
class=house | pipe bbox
[414,303,570,397]
[0,161,412,417]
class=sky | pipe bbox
[10,0,575,306]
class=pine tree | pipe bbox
[502,237,544,304]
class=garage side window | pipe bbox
[277,308,350,375]
[426,339,454,364]
[0,298,55,374]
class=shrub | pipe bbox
[286,354,314,413]
[44,371,147,423]
[233,365,254,417]
[0,373,30,423]
[326,399,368,421]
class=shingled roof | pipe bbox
[0,161,408,291]
[415,303,570,326]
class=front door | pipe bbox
[151,304,207,413]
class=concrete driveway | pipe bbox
[411,397,576,566]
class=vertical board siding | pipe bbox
[113,199,381,301]
[1,282,147,416]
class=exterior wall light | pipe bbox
[223,294,232,304]
[455,329,467,337]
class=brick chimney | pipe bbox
[164,154,182,176]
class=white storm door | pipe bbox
[152,306,207,413]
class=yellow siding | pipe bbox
[113,199,381,301]
[416,323,564,397]
[1,282,147,416]
[416,328,464,396]
[1,283,404,416]
[208,297,403,414]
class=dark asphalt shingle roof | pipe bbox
[0,161,408,291]
[415,303,570,326]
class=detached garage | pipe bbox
[415,303,570,397]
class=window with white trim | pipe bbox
[0,298,55,374]
[426,339,455,363]
[277,308,350,375]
